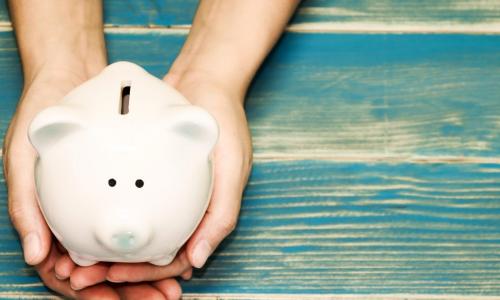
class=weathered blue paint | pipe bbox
[248,33,500,158]
[1,32,499,158]
[103,0,199,26]
[0,0,199,28]
[1,161,500,295]
[1,1,499,27]
[183,161,500,294]
[291,0,500,24]
[0,0,499,298]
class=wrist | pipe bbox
[24,57,106,88]
[167,54,251,100]
[20,57,106,107]
[169,33,260,95]
[165,69,246,108]
[21,40,107,88]
[10,1,107,85]
[166,0,299,99]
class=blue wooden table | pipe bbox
[1,1,500,299]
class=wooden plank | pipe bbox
[0,31,499,160]
[181,296,500,300]
[183,295,500,300]
[1,161,500,296]
[246,33,500,160]
[0,1,198,27]
[0,1,499,31]
[103,0,198,27]
[291,0,500,27]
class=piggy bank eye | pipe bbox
[135,179,144,188]
[108,178,117,187]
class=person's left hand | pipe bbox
[161,72,253,271]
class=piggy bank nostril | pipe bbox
[108,178,116,187]
[135,179,144,188]
[112,232,136,250]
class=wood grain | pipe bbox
[182,295,500,300]
[1,31,499,160]
[0,1,499,299]
[246,33,500,160]
[294,0,500,23]
[1,161,500,296]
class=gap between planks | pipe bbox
[0,150,498,164]
[181,294,500,300]
[0,22,500,34]
[0,294,498,300]
[252,154,500,164]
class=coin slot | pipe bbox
[120,81,131,115]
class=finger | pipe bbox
[116,283,166,300]
[173,248,192,280]
[107,251,191,282]
[153,278,182,300]
[70,263,109,290]
[180,268,192,281]
[35,243,77,298]
[54,254,76,280]
[6,149,52,265]
[37,244,118,299]
[186,151,245,268]
[76,283,120,300]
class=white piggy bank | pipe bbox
[28,61,218,266]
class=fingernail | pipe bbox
[70,282,83,291]
[55,273,66,280]
[192,240,211,268]
[106,276,124,283]
[181,269,193,280]
[22,232,41,265]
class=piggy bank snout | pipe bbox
[96,222,152,254]
[111,231,142,251]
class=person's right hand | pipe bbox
[3,66,107,298]
[3,66,183,299]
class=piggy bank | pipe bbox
[28,61,218,266]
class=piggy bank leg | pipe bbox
[68,250,97,267]
[150,254,175,266]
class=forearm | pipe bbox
[169,0,300,100]
[8,0,107,85]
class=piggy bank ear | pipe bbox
[167,105,219,153]
[28,106,82,154]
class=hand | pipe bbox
[3,67,183,299]
[3,66,111,298]
[167,73,253,269]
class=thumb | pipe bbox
[185,164,244,269]
[4,147,51,265]
[186,208,239,269]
